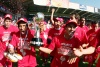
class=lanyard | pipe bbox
[20,30,28,56]
[20,30,28,48]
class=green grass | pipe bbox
[79,59,96,67]
[36,49,51,67]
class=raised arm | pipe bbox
[51,8,55,24]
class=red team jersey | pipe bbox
[95,29,100,67]
[40,28,50,47]
[48,34,81,67]
[81,25,89,33]
[48,27,64,56]
[10,29,37,67]
[74,26,88,44]
[39,28,50,58]
[48,27,64,39]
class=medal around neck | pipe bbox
[30,27,43,47]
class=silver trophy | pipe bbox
[30,12,44,47]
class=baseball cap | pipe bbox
[54,17,63,22]
[4,14,12,20]
[66,20,77,27]
[17,18,28,24]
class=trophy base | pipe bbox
[30,38,43,47]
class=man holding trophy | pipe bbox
[8,18,37,67]
[30,12,51,66]
[7,12,49,67]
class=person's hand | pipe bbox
[73,46,83,57]
[82,43,89,48]
[52,8,55,13]
[8,48,15,54]
[67,56,78,64]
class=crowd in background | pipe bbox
[0,8,100,67]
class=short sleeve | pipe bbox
[88,33,97,47]
[10,34,18,47]
[48,37,58,50]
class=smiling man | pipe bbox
[39,21,82,67]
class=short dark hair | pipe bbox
[4,18,12,21]
[18,21,28,27]
[65,22,77,27]
[70,13,80,20]
[91,21,97,25]
[80,17,85,20]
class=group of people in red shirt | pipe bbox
[0,8,100,67]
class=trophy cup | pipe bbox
[30,12,44,47]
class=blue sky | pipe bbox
[70,0,100,8]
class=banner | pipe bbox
[51,0,69,8]
[69,2,79,9]
[34,0,51,6]
[87,6,94,13]
[33,0,69,8]
[94,8,98,13]
[79,4,87,11]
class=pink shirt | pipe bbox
[48,27,64,56]
[74,26,88,44]
[39,28,50,58]
[10,30,37,67]
[40,28,50,47]
[83,28,98,63]
[48,27,64,39]
[93,29,100,67]
[81,25,89,33]
[88,32,97,47]
[0,25,18,42]
[86,29,96,39]
[0,25,18,65]
[48,35,81,67]
[96,29,100,46]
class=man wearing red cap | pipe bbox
[49,8,64,41]
[48,8,66,63]
[9,18,37,67]
[0,14,18,67]
[39,21,82,67]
